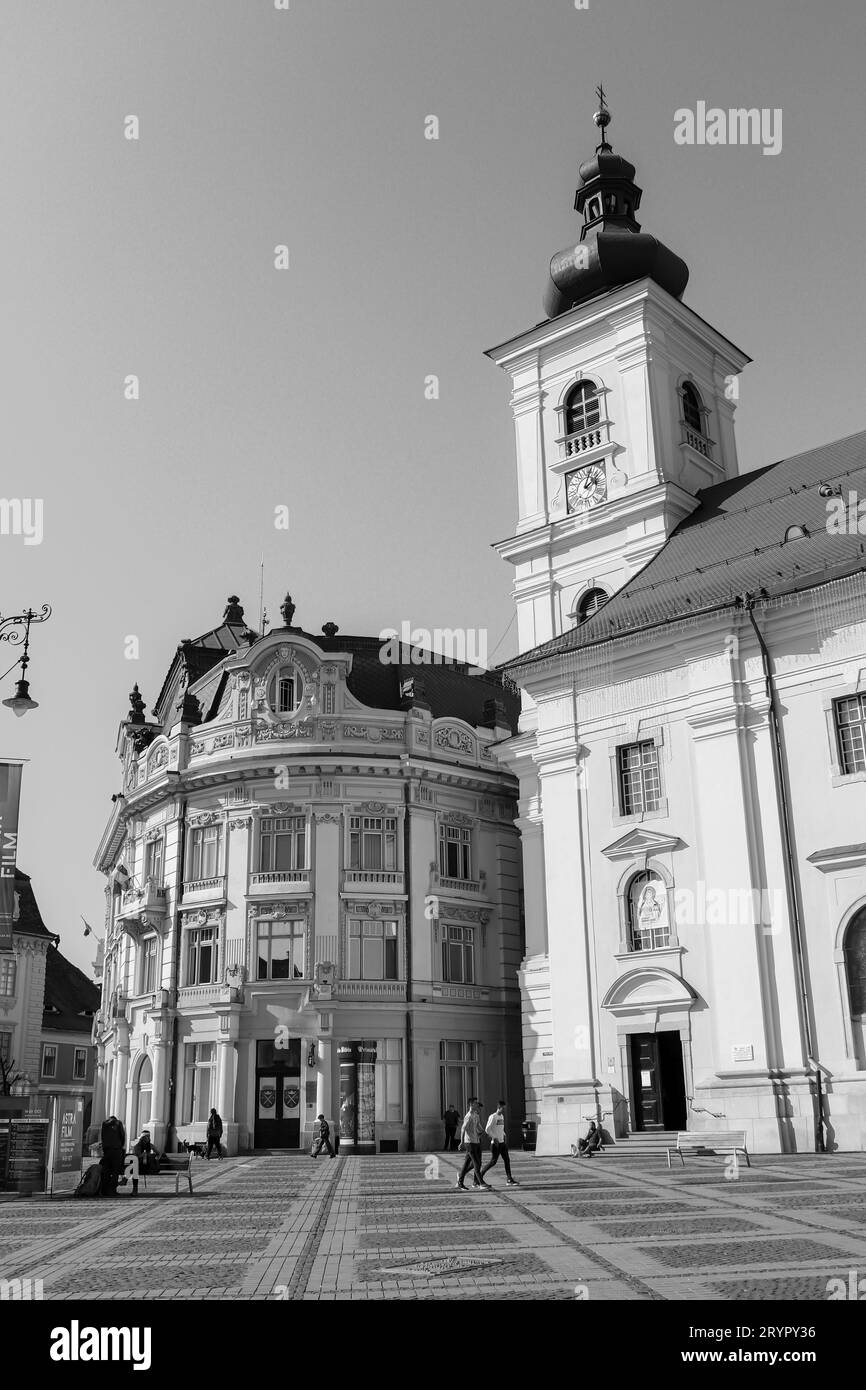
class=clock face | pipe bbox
[567,464,606,514]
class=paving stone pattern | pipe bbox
[1,1151,866,1300]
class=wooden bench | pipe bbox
[130,1153,195,1195]
[667,1130,750,1169]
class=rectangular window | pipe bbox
[41,1044,57,1079]
[349,815,397,871]
[73,1047,88,1081]
[144,836,164,887]
[142,936,159,994]
[256,920,305,980]
[259,816,306,872]
[0,957,16,997]
[375,1038,403,1123]
[183,1042,215,1123]
[442,924,475,984]
[189,824,222,881]
[438,824,472,880]
[347,920,399,980]
[835,695,866,775]
[186,927,216,985]
[617,741,662,815]
[439,1039,478,1118]
[0,1029,13,1064]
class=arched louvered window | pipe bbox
[565,380,601,436]
[845,906,866,1018]
[576,588,608,623]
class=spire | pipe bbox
[542,89,689,318]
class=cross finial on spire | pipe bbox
[593,83,612,151]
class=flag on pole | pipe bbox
[0,762,23,952]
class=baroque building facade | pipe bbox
[490,102,866,1154]
[92,596,523,1155]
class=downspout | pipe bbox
[166,780,186,1151]
[742,595,825,1152]
[403,773,414,1154]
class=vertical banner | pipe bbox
[337,1041,377,1155]
[0,762,22,952]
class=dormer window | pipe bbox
[271,667,301,716]
[565,380,601,437]
[681,382,703,435]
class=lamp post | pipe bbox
[0,605,52,716]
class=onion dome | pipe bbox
[544,90,689,318]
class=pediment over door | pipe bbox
[601,966,697,1017]
[601,827,684,862]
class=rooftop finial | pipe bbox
[593,83,612,152]
[280,592,296,627]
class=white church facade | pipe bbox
[490,100,866,1154]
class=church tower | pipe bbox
[488,94,750,654]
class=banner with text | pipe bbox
[0,762,22,952]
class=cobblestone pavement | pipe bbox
[2,1150,866,1300]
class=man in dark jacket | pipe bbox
[100,1115,126,1196]
[206,1109,223,1160]
[311,1114,335,1158]
[443,1104,460,1152]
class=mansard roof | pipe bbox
[150,611,520,734]
[506,428,866,673]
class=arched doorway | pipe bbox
[844,906,866,1067]
[132,1055,153,1140]
[602,967,696,1132]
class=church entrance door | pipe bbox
[630,1032,687,1131]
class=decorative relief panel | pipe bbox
[440,811,475,827]
[346,900,406,917]
[187,811,223,828]
[435,726,474,754]
[254,721,314,742]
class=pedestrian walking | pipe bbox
[480,1100,518,1186]
[311,1113,335,1158]
[99,1114,126,1197]
[455,1098,491,1190]
[443,1103,460,1151]
[206,1108,224,1160]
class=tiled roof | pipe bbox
[506,429,866,671]
[43,947,100,1034]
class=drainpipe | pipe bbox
[166,780,186,1151]
[403,772,414,1154]
[741,595,825,1152]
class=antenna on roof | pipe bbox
[258,554,266,635]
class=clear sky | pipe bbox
[1,0,864,977]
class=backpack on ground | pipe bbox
[74,1163,103,1198]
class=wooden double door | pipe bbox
[254,1037,301,1149]
[630,1032,687,1131]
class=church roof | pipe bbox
[506,428,866,672]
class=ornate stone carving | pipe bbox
[314,811,341,824]
[236,671,251,689]
[189,740,206,757]
[320,719,337,739]
[227,815,252,829]
[314,961,335,988]
[235,728,252,749]
[187,811,222,827]
[435,726,473,754]
[212,732,234,751]
[238,691,249,720]
[440,905,490,926]
[254,721,313,742]
[148,744,169,773]
[342,724,368,739]
[441,811,474,827]
[225,961,247,985]
[347,900,405,917]
[361,801,387,813]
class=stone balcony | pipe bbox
[248,870,311,897]
[335,980,407,1001]
[177,983,241,1009]
[181,876,227,906]
[341,870,406,893]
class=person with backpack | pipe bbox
[206,1108,224,1160]
[99,1114,126,1197]
[311,1113,335,1158]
